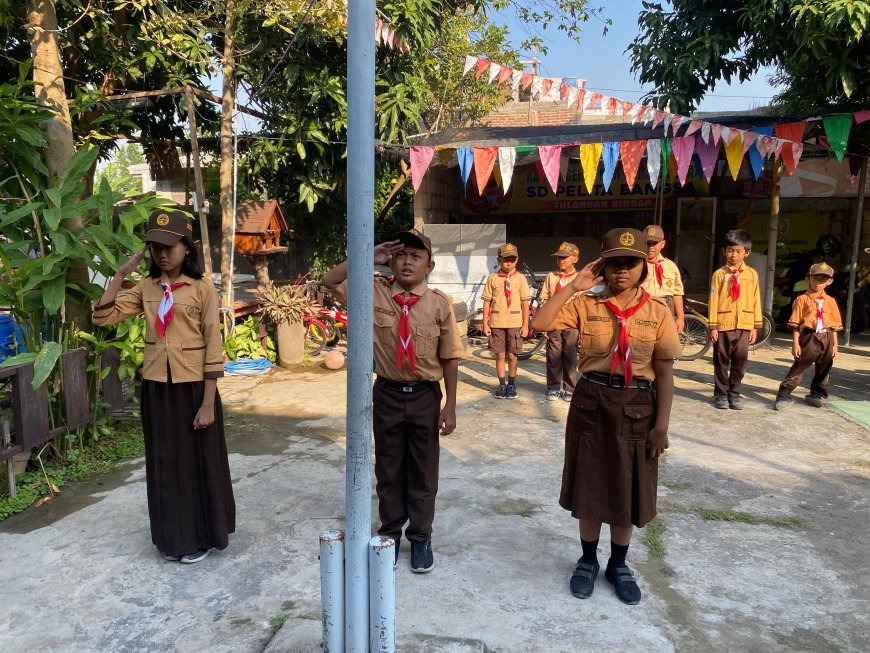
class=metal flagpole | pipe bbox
[345,0,376,650]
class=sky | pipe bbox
[490,0,782,113]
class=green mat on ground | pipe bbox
[829,401,870,429]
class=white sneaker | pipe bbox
[546,389,562,401]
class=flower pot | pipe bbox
[276,320,304,367]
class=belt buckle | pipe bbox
[402,385,413,393]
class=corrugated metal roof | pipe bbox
[235,200,287,234]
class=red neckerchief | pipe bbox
[393,292,421,372]
[602,290,650,388]
[729,267,742,300]
[648,258,664,287]
[555,272,575,292]
[156,280,187,338]
[498,270,514,306]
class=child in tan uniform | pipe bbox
[539,242,581,401]
[708,229,762,410]
[322,230,463,573]
[532,228,681,606]
[481,243,531,399]
[774,262,842,409]
[641,225,685,332]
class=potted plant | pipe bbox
[256,284,317,367]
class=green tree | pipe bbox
[95,143,146,194]
[628,0,870,113]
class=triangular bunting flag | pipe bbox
[711,123,723,146]
[652,110,665,130]
[662,112,674,136]
[719,125,730,144]
[587,92,602,111]
[674,115,690,135]
[497,66,512,86]
[622,101,635,117]
[724,132,744,181]
[695,136,719,182]
[540,78,553,99]
[741,130,757,154]
[660,138,672,181]
[472,147,498,194]
[559,153,570,181]
[671,135,696,186]
[511,70,523,91]
[601,141,620,190]
[610,97,620,114]
[748,126,773,179]
[579,142,603,194]
[758,135,773,159]
[620,140,646,190]
[774,121,806,174]
[646,139,662,189]
[537,145,563,193]
[546,78,562,100]
[410,146,436,193]
[600,95,610,113]
[463,56,476,76]
[475,58,490,80]
[521,72,534,92]
[567,87,579,109]
[822,114,852,162]
[685,120,703,137]
[576,89,587,110]
[561,84,571,101]
[498,147,517,192]
[488,63,501,84]
[855,110,870,124]
[457,147,474,190]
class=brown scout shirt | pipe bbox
[539,271,581,302]
[553,290,681,381]
[641,256,684,298]
[481,271,531,329]
[788,291,843,332]
[92,274,224,382]
[333,279,464,383]
[708,265,763,331]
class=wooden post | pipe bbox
[219,0,238,309]
[184,87,213,280]
[844,158,868,346]
[764,161,781,316]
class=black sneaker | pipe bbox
[728,395,743,410]
[179,549,210,564]
[605,563,641,605]
[569,559,599,599]
[410,540,434,573]
[713,395,729,409]
[805,393,824,408]
[774,396,793,411]
[505,384,518,399]
[494,384,507,399]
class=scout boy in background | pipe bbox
[774,262,842,410]
[641,225,686,332]
[482,243,531,399]
[322,230,463,573]
[531,228,680,606]
[538,242,581,401]
[708,229,762,410]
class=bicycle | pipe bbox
[302,313,331,356]
[467,262,546,360]
[679,297,776,361]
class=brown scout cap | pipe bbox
[498,243,519,257]
[644,225,665,243]
[601,228,647,259]
[392,228,432,253]
[551,242,580,257]
[145,209,193,246]
[808,262,835,277]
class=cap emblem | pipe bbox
[619,232,635,247]
[156,213,170,226]
[647,227,656,235]
[186,222,193,231]
[505,244,514,252]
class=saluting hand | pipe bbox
[565,258,604,294]
[374,240,404,265]
[118,248,146,276]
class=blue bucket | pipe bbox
[0,314,24,361]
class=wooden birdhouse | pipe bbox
[234,200,289,287]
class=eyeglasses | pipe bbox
[605,257,643,270]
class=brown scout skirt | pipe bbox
[141,379,236,556]
[560,377,658,528]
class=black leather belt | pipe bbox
[580,371,655,390]
[375,377,438,393]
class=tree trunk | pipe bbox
[219,0,238,308]
[26,0,91,328]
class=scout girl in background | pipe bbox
[93,210,235,564]
[531,228,681,605]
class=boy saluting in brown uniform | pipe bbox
[322,230,463,573]
[539,242,581,401]
[641,225,685,332]
[774,262,842,410]
[708,229,762,410]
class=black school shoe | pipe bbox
[605,563,641,605]
[410,540,434,573]
[569,559,599,599]
[728,395,743,410]
[494,384,507,399]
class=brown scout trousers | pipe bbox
[713,329,750,397]
[372,379,442,544]
[777,330,834,399]
[546,328,579,392]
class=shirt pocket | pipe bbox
[622,404,654,442]
[629,326,656,364]
[415,324,440,358]
[182,337,206,369]
[580,320,612,356]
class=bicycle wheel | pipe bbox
[305,320,328,356]
[517,332,546,360]
[753,313,776,349]
[679,314,711,360]
[467,309,487,346]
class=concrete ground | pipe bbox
[1,332,869,652]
